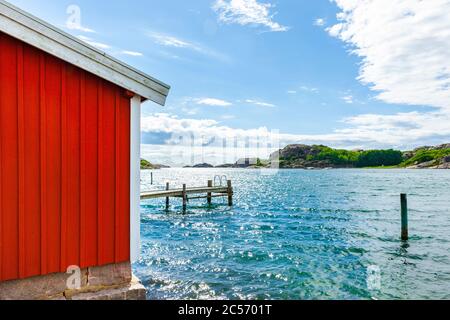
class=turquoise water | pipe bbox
[134,169,450,300]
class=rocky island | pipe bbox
[184,163,215,168]
[269,144,450,169]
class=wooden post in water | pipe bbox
[401,193,408,241]
[165,182,170,211]
[182,184,187,213]
[207,180,213,205]
[151,172,153,185]
[227,180,233,206]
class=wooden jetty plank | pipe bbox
[140,180,233,212]
[140,186,229,199]
[188,194,228,200]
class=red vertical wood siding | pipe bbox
[0,33,19,281]
[23,45,42,277]
[0,32,131,282]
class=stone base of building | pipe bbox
[0,262,146,300]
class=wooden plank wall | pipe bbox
[0,31,131,282]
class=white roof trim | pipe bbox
[0,0,170,105]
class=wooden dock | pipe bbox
[140,180,233,213]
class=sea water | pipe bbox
[134,169,450,300]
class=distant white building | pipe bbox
[236,158,258,167]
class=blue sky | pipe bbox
[8,0,450,165]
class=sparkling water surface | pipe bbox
[133,169,450,300]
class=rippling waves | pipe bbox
[134,169,450,300]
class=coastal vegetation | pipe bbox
[140,159,154,170]
[140,159,170,170]
[306,146,403,168]
[272,144,450,169]
[401,147,450,168]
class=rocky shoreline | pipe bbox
[406,157,450,169]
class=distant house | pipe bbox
[0,0,170,298]
[235,158,258,167]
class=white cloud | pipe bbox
[196,98,233,107]
[77,35,111,50]
[328,0,450,111]
[299,86,319,93]
[120,50,143,57]
[221,115,236,120]
[341,95,354,104]
[141,113,276,150]
[304,0,450,149]
[68,24,95,33]
[314,18,326,27]
[147,32,230,62]
[288,86,319,95]
[335,111,450,147]
[245,99,276,107]
[212,0,289,32]
[148,32,194,49]
[179,97,276,111]
[182,107,199,115]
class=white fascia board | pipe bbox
[130,95,141,262]
[0,0,170,105]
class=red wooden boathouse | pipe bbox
[0,0,170,284]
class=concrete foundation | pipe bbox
[0,262,146,300]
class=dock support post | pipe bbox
[151,172,153,185]
[207,180,212,205]
[227,180,233,206]
[165,182,170,211]
[401,194,408,241]
[182,184,187,213]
